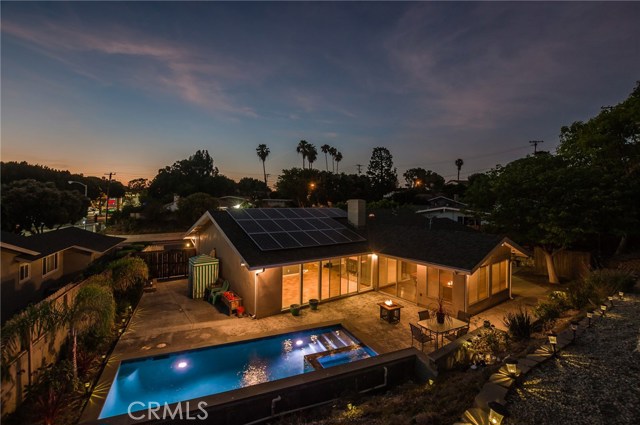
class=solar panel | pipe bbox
[248,233,281,250]
[226,208,364,251]
[236,219,264,233]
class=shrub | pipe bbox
[503,306,533,340]
[567,279,597,309]
[587,269,636,296]
[27,360,75,425]
[533,300,562,331]
[548,290,571,310]
[108,257,149,294]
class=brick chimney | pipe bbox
[347,199,366,228]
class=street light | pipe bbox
[68,180,88,197]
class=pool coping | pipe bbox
[80,319,384,424]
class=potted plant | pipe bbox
[431,296,449,324]
[290,304,301,316]
[309,299,319,311]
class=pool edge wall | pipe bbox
[81,347,434,425]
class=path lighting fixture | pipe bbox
[600,304,607,317]
[548,332,558,356]
[586,311,593,327]
[608,295,615,308]
[84,382,91,395]
[505,358,518,377]
[488,401,508,425]
[618,291,624,300]
[570,321,579,340]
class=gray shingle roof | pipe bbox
[1,228,125,260]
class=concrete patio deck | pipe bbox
[114,273,553,360]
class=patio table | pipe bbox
[418,316,469,349]
[377,302,404,324]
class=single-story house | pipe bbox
[1,227,125,323]
[416,196,484,227]
[184,200,527,319]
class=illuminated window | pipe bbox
[42,253,59,276]
[19,263,30,283]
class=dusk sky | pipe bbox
[2,2,639,185]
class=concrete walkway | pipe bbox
[114,275,553,361]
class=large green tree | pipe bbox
[1,179,89,233]
[366,147,397,200]
[557,82,640,254]
[176,192,220,225]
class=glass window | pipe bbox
[342,257,358,294]
[439,270,453,302]
[427,267,439,300]
[282,264,301,308]
[477,266,488,301]
[321,260,331,300]
[359,255,373,292]
[42,253,58,276]
[328,258,342,298]
[378,256,397,297]
[397,261,417,303]
[302,262,319,303]
[491,261,508,294]
[19,263,30,283]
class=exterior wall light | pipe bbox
[488,401,508,425]
[570,321,578,340]
[586,311,593,327]
[505,358,518,377]
[600,304,607,317]
[548,332,558,356]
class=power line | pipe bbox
[355,164,363,174]
[529,140,544,154]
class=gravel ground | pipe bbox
[505,295,640,425]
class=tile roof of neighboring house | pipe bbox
[1,227,125,260]
[186,208,522,273]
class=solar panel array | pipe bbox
[226,208,365,251]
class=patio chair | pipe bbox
[444,326,469,342]
[418,310,431,321]
[410,323,433,352]
[209,280,229,304]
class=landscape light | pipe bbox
[570,321,578,340]
[618,291,624,300]
[488,401,508,425]
[586,311,593,327]
[505,358,518,377]
[600,304,607,317]
[548,332,557,356]
[608,295,615,308]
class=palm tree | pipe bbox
[320,144,331,171]
[329,147,338,172]
[66,283,115,380]
[455,158,464,181]
[296,140,309,169]
[307,144,318,170]
[256,144,270,185]
[335,151,343,173]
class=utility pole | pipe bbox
[529,140,544,154]
[104,172,116,225]
[355,164,363,175]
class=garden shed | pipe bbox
[188,254,219,299]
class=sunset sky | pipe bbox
[2,2,639,185]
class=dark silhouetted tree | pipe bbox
[256,144,270,186]
[366,147,397,200]
[455,158,464,181]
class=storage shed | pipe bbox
[188,254,219,299]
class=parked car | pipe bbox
[87,207,100,216]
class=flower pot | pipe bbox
[290,304,301,316]
[309,299,319,311]
[436,312,445,324]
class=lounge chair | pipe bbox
[209,280,230,304]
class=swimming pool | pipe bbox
[99,325,376,419]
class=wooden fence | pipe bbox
[533,247,591,280]
[1,280,85,416]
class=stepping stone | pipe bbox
[473,382,508,409]
[518,357,538,370]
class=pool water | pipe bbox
[99,325,376,419]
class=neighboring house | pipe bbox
[1,228,125,323]
[416,196,484,227]
[218,196,252,210]
[184,199,527,319]
[258,198,294,208]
